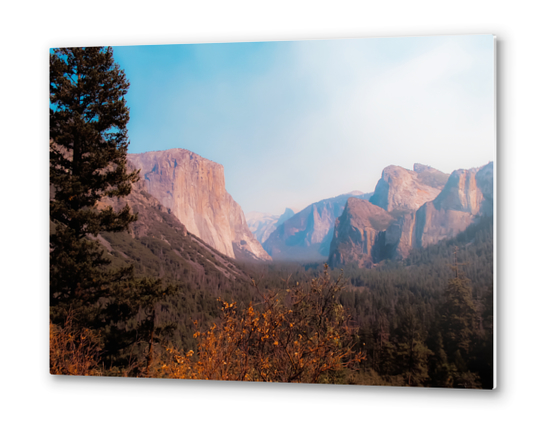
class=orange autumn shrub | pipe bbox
[154,266,365,383]
[50,316,102,376]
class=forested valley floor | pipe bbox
[52,216,493,389]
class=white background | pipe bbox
[1,1,540,422]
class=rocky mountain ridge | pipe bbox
[413,162,494,249]
[328,162,494,268]
[369,163,449,214]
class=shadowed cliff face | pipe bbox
[328,198,394,268]
[262,192,372,262]
[127,149,271,262]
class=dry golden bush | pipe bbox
[50,316,102,376]
[153,266,364,383]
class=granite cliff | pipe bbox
[370,163,449,214]
[328,162,493,268]
[127,149,271,262]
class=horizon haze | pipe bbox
[113,35,495,215]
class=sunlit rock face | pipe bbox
[370,164,449,214]
[128,149,271,262]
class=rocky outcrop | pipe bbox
[246,208,295,244]
[370,164,448,213]
[382,212,417,260]
[328,162,493,268]
[263,192,372,262]
[128,149,271,262]
[413,162,493,248]
[328,198,395,268]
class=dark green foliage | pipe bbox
[50,47,140,325]
[393,308,432,386]
[291,217,493,388]
[93,196,258,354]
[435,251,482,388]
[441,272,476,357]
[100,277,179,373]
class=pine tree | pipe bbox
[394,307,431,386]
[441,250,476,358]
[440,248,480,388]
[50,47,139,326]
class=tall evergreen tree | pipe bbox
[50,47,139,326]
[441,257,476,358]
[440,249,479,387]
[394,308,431,386]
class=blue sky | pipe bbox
[113,35,495,215]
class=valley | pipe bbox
[85,146,494,388]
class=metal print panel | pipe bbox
[49,35,495,388]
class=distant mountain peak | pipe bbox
[328,198,394,268]
[247,207,297,244]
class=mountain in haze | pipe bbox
[262,191,373,262]
[328,162,494,268]
[246,208,296,244]
[128,149,271,263]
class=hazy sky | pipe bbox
[114,35,495,215]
